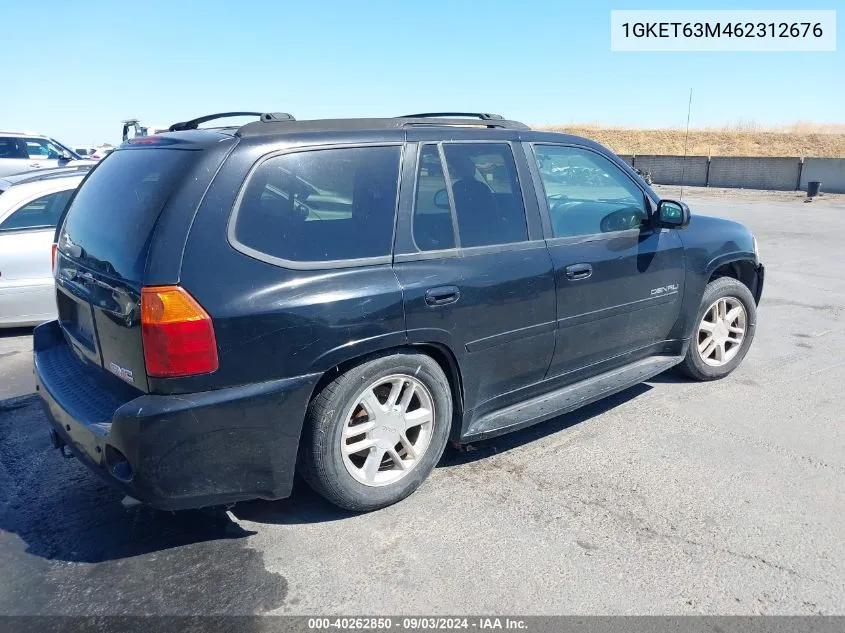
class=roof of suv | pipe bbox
[235,116,530,139]
[129,111,597,152]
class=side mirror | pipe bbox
[433,188,450,210]
[656,199,691,228]
[58,150,73,162]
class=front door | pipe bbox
[528,143,686,380]
[23,138,64,171]
[393,140,557,422]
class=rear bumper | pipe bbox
[34,320,320,510]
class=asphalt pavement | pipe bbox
[1,191,843,615]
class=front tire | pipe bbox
[298,351,452,512]
[678,277,757,381]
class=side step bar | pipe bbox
[464,355,683,441]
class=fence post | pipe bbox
[796,157,804,191]
[705,156,711,187]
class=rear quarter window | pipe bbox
[231,145,401,265]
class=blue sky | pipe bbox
[1,0,841,146]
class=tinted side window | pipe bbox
[0,138,26,159]
[413,145,455,251]
[442,143,527,248]
[0,190,73,232]
[534,145,647,238]
[234,146,401,263]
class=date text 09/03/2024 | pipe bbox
[307,617,528,630]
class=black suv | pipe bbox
[35,112,764,512]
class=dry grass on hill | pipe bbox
[537,122,845,158]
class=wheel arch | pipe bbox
[706,254,762,305]
[306,342,466,438]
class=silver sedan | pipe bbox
[0,168,88,327]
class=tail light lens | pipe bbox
[140,286,218,377]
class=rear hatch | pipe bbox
[55,146,201,393]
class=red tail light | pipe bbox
[51,244,57,273]
[140,286,218,377]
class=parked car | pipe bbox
[0,132,96,177]
[91,146,116,161]
[0,167,90,327]
[35,111,764,513]
[74,147,97,158]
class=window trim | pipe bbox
[528,142,657,242]
[227,142,405,271]
[408,143,460,254]
[0,187,73,234]
[407,140,533,259]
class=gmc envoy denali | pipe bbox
[35,111,764,512]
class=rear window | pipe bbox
[231,146,401,264]
[59,149,197,280]
[0,190,73,232]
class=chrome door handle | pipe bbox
[565,263,592,280]
[425,286,460,306]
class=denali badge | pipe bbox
[108,362,135,384]
[651,284,679,296]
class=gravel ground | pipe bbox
[0,192,843,616]
[653,183,845,203]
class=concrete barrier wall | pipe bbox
[617,155,845,192]
[800,158,845,194]
[707,157,801,191]
[634,155,709,186]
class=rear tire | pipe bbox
[678,277,757,381]
[298,351,452,512]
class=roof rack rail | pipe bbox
[400,112,504,120]
[169,111,295,132]
[397,112,528,130]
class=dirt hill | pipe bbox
[537,123,845,158]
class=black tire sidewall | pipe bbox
[683,277,757,380]
[303,353,452,511]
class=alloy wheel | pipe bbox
[341,374,436,487]
[696,296,747,367]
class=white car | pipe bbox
[0,168,89,327]
[0,132,96,177]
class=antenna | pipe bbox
[679,88,693,200]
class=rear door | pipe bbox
[528,143,686,379]
[55,146,203,391]
[393,139,556,422]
